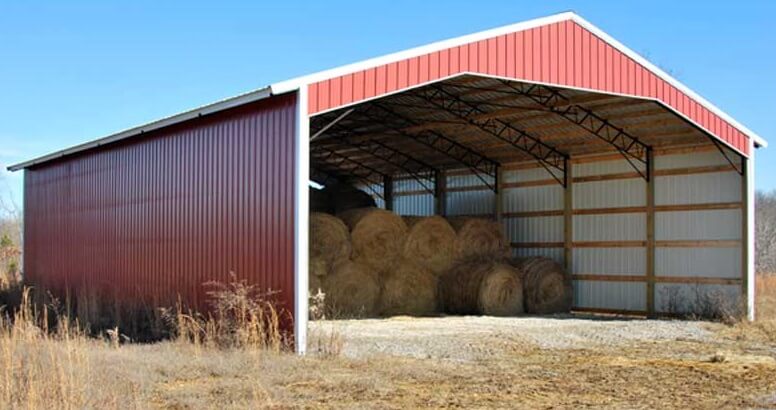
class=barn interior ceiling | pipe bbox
[309,74,739,195]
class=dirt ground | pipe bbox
[303,314,776,409]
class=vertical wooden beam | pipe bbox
[564,159,573,274]
[384,175,394,211]
[646,148,656,318]
[494,166,503,223]
[434,170,447,216]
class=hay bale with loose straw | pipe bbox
[309,213,351,277]
[448,217,510,259]
[379,259,438,317]
[439,257,524,316]
[338,208,408,272]
[323,261,380,318]
[403,216,456,276]
[513,256,572,314]
[401,215,425,228]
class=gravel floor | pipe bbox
[309,314,718,361]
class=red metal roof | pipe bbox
[304,18,756,156]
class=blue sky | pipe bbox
[1,1,774,205]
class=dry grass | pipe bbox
[723,274,776,344]
[0,275,774,408]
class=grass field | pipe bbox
[0,275,774,409]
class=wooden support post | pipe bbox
[564,159,573,274]
[494,166,503,223]
[646,148,656,318]
[384,175,394,211]
[434,170,447,216]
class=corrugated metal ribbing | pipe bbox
[653,150,743,313]
[574,281,647,311]
[23,93,298,315]
[308,20,750,155]
[392,176,434,216]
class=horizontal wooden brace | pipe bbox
[511,242,564,249]
[572,274,742,285]
[574,241,647,248]
[502,210,564,218]
[655,240,741,248]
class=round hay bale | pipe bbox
[401,215,425,228]
[379,259,438,317]
[439,257,524,316]
[449,217,509,259]
[403,216,456,276]
[478,264,524,316]
[309,213,352,277]
[338,208,408,272]
[323,261,380,318]
[513,256,572,314]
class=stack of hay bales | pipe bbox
[308,212,380,317]
[309,208,571,319]
[512,256,573,314]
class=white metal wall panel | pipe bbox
[654,283,741,314]
[503,185,564,212]
[573,159,642,177]
[502,167,553,183]
[655,149,740,170]
[393,176,434,192]
[506,216,563,242]
[656,247,741,278]
[573,248,646,275]
[446,172,492,189]
[394,194,434,216]
[573,179,646,209]
[654,172,741,205]
[656,210,741,241]
[573,281,647,311]
[573,213,646,241]
[446,190,494,216]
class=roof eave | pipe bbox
[7,86,275,171]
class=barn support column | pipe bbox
[646,148,656,318]
[435,170,447,216]
[294,88,310,355]
[564,159,573,275]
[384,175,394,211]
[743,142,755,320]
[494,166,503,223]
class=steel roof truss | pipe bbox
[356,102,499,191]
[330,123,439,195]
[502,81,653,181]
[312,147,387,199]
[413,84,568,187]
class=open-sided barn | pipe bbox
[8,12,767,353]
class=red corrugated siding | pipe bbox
[23,93,298,317]
[307,20,750,156]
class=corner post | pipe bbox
[744,141,755,320]
[294,87,310,355]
